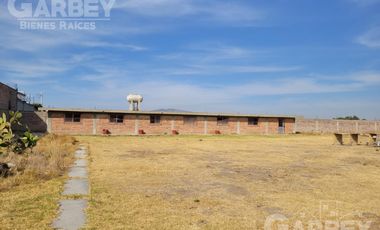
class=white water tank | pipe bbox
[127,94,143,111]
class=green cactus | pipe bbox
[0,113,15,150]
[20,131,39,153]
[0,111,28,155]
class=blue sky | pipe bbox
[0,0,380,119]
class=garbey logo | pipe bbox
[8,0,115,30]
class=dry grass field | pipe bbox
[78,135,380,229]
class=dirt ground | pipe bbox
[77,135,380,229]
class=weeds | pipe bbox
[0,134,77,191]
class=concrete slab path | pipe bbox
[62,178,89,196]
[52,200,87,230]
[68,167,88,178]
[53,146,89,230]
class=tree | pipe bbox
[333,115,360,120]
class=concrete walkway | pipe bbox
[53,146,89,230]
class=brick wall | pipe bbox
[47,112,295,135]
[13,110,379,135]
[295,119,380,134]
[95,114,136,135]
[13,110,377,135]
[172,116,206,134]
[0,83,17,111]
[49,112,93,135]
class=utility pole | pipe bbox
[38,92,44,105]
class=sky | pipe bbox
[0,0,380,119]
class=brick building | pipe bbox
[2,82,378,135]
[41,108,296,135]
[0,82,46,132]
[0,82,18,112]
[0,82,35,113]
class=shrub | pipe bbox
[0,134,77,190]
[0,111,77,189]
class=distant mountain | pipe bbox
[151,108,191,113]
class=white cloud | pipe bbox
[115,0,196,17]
[139,65,300,76]
[350,71,380,83]
[115,0,263,24]
[151,44,299,75]
[34,72,380,118]
[0,6,156,53]
[79,41,148,51]
[0,28,147,52]
[0,59,69,77]
[222,65,301,73]
[157,45,255,61]
[348,0,380,6]
[70,71,380,111]
[357,27,380,48]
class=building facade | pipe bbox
[0,82,18,112]
[42,108,296,135]
[0,82,35,113]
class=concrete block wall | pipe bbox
[295,119,380,134]
[0,110,47,133]
[18,111,47,132]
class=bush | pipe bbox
[0,134,77,190]
[1,111,77,189]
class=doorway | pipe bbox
[278,118,285,134]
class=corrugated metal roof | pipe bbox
[39,107,296,119]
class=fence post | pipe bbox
[204,117,208,135]
[336,121,340,133]
[92,114,97,135]
[134,115,139,135]
[47,114,52,133]
[315,120,319,133]
[355,121,359,133]
[171,118,175,131]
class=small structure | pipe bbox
[334,133,344,145]
[334,133,380,146]
[334,133,359,145]
[350,133,359,145]
[127,94,143,111]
